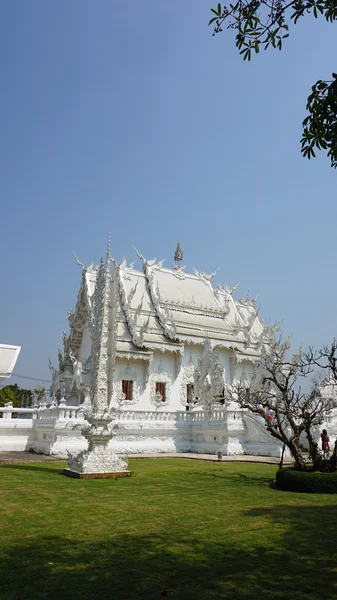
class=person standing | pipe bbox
[321,429,330,458]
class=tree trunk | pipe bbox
[305,426,321,471]
[279,443,286,470]
[288,439,307,471]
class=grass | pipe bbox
[1,459,337,600]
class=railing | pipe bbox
[116,408,245,424]
[0,403,39,420]
[117,410,178,422]
[37,402,83,421]
[0,402,245,426]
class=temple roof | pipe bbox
[68,249,265,358]
[114,253,264,353]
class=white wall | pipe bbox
[111,345,246,413]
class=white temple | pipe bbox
[52,240,266,408]
[27,239,283,458]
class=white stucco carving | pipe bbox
[69,348,83,391]
[180,362,195,406]
[194,339,224,411]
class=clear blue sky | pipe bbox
[1,1,336,387]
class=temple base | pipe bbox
[63,468,132,479]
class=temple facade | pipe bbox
[52,241,266,410]
[33,240,284,457]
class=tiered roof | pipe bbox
[66,246,265,363]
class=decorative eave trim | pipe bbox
[164,302,227,319]
[146,267,178,342]
[67,268,94,358]
[142,342,184,354]
[116,262,150,348]
[115,351,152,362]
[133,249,179,342]
[235,351,260,364]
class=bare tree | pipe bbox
[304,339,337,382]
[225,335,336,470]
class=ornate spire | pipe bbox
[174,240,183,266]
[106,232,111,268]
[90,250,113,412]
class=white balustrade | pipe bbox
[113,407,243,425]
[36,404,83,422]
[0,403,39,420]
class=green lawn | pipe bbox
[1,459,337,600]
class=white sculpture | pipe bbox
[69,348,83,390]
[65,238,131,478]
[48,359,60,399]
[194,339,224,412]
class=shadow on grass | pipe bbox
[197,469,275,487]
[0,464,64,476]
[2,505,337,600]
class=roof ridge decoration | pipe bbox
[192,267,219,283]
[119,257,135,279]
[174,239,184,265]
[115,260,150,348]
[237,291,258,309]
[133,248,178,343]
[232,308,259,347]
[173,240,186,279]
[133,247,165,271]
[72,251,95,274]
[173,264,187,280]
[215,282,239,296]
[66,255,96,358]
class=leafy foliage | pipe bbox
[0,385,20,408]
[0,384,45,408]
[210,1,337,167]
[276,466,337,493]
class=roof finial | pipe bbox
[106,232,111,267]
[174,240,183,266]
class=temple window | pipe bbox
[186,383,194,404]
[122,380,133,401]
[155,382,166,402]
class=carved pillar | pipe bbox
[90,248,115,413]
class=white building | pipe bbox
[0,344,21,383]
[28,240,281,458]
[52,241,265,409]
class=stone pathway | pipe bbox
[0,451,294,466]
[131,453,294,465]
[0,451,61,463]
